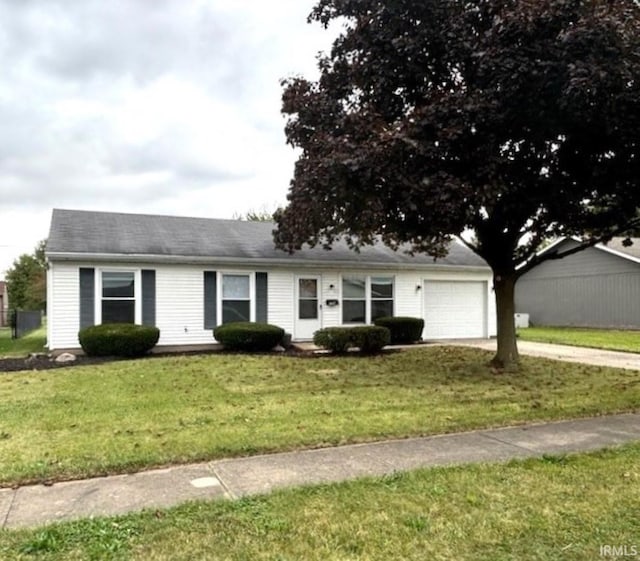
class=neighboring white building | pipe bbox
[45,209,497,351]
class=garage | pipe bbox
[423,280,487,339]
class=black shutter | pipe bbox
[79,268,95,329]
[204,271,217,329]
[141,269,156,326]
[256,272,268,323]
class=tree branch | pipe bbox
[456,234,479,254]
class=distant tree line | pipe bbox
[5,240,47,311]
[233,207,276,222]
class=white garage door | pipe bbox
[423,281,487,339]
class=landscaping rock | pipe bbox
[55,353,77,364]
[0,346,315,374]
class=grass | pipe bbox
[1,443,638,560]
[0,346,638,487]
[0,326,47,357]
[518,326,640,353]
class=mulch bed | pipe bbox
[0,345,411,373]
[0,347,322,373]
[0,354,120,373]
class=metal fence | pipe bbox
[11,310,43,339]
[0,309,8,328]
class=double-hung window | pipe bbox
[102,271,135,323]
[342,275,394,324]
[342,276,367,323]
[370,277,394,320]
[222,274,251,324]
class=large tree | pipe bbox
[5,240,47,311]
[274,0,640,368]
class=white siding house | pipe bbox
[46,209,497,351]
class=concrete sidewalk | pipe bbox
[444,339,640,370]
[1,413,639,529]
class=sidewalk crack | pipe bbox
[479,432,536,454]
[1,489,17,530]
[209,464,237,500]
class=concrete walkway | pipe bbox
[444,339,640,370]
[1,413,639,530]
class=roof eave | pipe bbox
[45,251,491,273]
[527,236,640,266]
[594,242,640,265]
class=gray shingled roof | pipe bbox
[46,209,489,269]
[602,237,640,261]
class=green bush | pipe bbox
[349,325,391,354]
[373,316,424,344]
[213,322,285,352]
[313,326,391,354]
[313,327,353,354]
[78,324,160,357]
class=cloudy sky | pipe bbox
[0,0,339,276]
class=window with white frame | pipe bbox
[342,276,394,324]
[222,274,251,324]
[342,276,366,323]
[101,271,135,323]
[370,277,394,320]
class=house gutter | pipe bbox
[45,251,492,274]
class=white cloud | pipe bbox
[0,0,339,275]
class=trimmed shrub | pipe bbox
[78,323,160,357]
[313,325,391,354]
[313,327,353,354]
[349,325,391,354]
[213,322,285,352]
[373,316,424,344]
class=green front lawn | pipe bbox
[518,326,640,353]
[1,443,638,560]
[0,346,638,487]
[0,325,47,357]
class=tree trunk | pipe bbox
[491,272,519,369]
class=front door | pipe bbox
[295,276,321,340]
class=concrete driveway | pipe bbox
[443,339,640,370]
